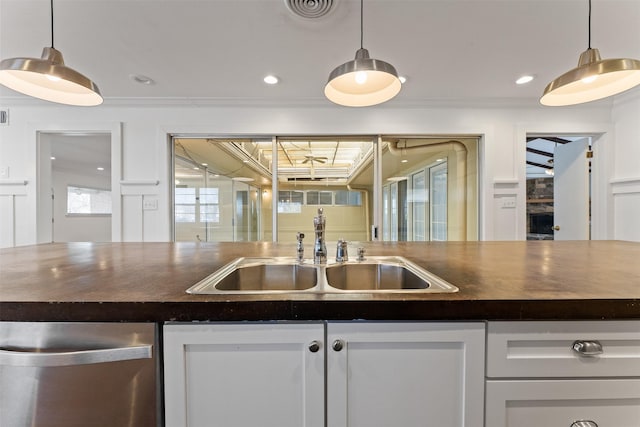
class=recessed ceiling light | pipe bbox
[97,167,104,171]
[399,76,407,84]
[130,74,155,85]
[50,156,56,160]
[232,177,254,182]
[436,158,445,162]
[263,75,279,85]
[401,159,408,163]
[387,176,408,182]
[516,75,535,85]
[201,163,208,166]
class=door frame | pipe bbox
[517,124,611,241]
[31,122,122,243]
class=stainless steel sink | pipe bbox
[186,256,458,294]
[187,257,318,294]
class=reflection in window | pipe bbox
[200,188,220,223]
[278,190,303,213]
[67,185,112,215]
[430,164,448,241]
[335,190,362,206]
[175,187,196,222]
[307,191,332,205]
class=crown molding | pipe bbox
[0,94,615,110]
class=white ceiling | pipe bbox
[1,0,639,105]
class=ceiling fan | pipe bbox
[302,155,328,164]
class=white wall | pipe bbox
[611,92,640,242]
[1,93,639,247]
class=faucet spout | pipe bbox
[313,208,327,264]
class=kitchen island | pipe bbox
[1,240,639,321]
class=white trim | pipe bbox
[0,180,27,185]
[611,177,640,195]
[120,180,159,186]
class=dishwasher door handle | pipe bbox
[0,344,152,367]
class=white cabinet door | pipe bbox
[163,322,325,427]
[327,322,485,427]
[486,379,640,427]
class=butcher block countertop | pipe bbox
[1,241,639,322]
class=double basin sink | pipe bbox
[187,256,458,294]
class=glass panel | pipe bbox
[275,137,374,243]
[174,138,264,242]
[411,171,427,241]
[430,162,448,241]
[380,137,478,241]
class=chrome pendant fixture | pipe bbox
[324,0,401,107]
[0,0,103,106]
[540,0,640,106]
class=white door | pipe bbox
[326,322,485,427]
[553,138,590,240]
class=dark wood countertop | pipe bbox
[1,241,639,322]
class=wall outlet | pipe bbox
[143,198,158,210]
[0,166,9,179]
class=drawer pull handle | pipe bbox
[572,340,603,357]
[571,420,598,427]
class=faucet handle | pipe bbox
[297,232,305,242]
[357,247,365,261]
[336,239,348,262]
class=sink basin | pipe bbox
[187,257,317,294]
[186,256,458,294]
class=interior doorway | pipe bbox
[525,135,592,240]
[38,133,112,242]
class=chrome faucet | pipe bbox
[313,208,327,264]
[336,239,348,262]
[296,232,305,262]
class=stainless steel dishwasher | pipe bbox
[0,322,160,427]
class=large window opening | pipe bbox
[172,135,479,243]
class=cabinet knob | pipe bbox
[308,341,320,353]
[571,340,603,357]
[553,225,560,231]
[332,339,344,352]
[570,421,598,427]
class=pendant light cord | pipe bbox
[50,0,55,48]
[587,0,591,49]
[360,0,364,49]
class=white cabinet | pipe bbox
[327,322,485,427]
[164,322,485,427]
[163,322,325,427]
[485,321,640,427]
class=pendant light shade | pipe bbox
[0,1,102,106]
[540,0,640,106]
[324,0,401,107]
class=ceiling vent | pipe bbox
[285,0,335,19]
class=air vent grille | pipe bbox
[285,0,335,19]
[0,110,8,126]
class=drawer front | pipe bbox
[487,321,640,378]
[486,379,640,427]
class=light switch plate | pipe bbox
[500,197,516,209]
[0,166,9,179]
[143,198,158,210]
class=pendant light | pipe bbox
[540,0,640,106]
[0,0,103,106]
[324,0,401,107]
